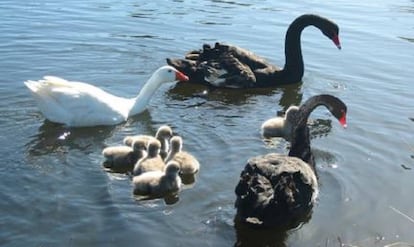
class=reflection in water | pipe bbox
[233,213,311,247]
[399,36,414,43]
[163,193,180,205]
[196,20,231,25]
[167,81,303,107]
[277,83,303,111]
[134,192,180,205]
[130,12,155,19]
[396,3,414,14]
[25,110,154,157]
[309,119,333,140]
[180,173,197,185]
[25,120,117,157]
[394,2,414,43]
[129,4,156,19]
[210,0,252,7]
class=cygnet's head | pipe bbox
[284,106,300,122]
[146,139,161,157]
[165,161,180,175]
[132,139,147,152]
[156,125,173,140]
[169,136,183,153]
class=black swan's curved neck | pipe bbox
[288,95,346,166]
[282,14,333,83]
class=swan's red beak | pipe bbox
[175,71,189,82]
[332,34,341,50]
[339,113,347,128]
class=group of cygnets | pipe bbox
[102,125,200,199]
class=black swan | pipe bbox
[166,14,341,88]
[234,94,347,228]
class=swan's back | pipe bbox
[235,153,318,228]
[24,76,132,126]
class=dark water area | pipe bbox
[1,0,413,246]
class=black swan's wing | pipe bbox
[202,55,256,88]
[235,153,317,228]
[167,42,279,88]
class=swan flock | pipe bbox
[25,14,349,230]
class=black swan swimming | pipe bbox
[166,14,341,88]
[234,94,347,228]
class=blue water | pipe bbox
[1,0,414,246]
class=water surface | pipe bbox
[1,0,414,246]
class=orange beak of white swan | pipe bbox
[175,71,189,82]
[332,34,341,50]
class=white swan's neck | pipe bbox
[129,75,164,117]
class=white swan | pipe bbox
[24,66,189,127]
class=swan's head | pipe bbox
[156,125,173,140]
[132,139,147,152]
[293,94,348,130]
[165,161,180,176]
[146,139,161,157]
[170,136,183,153]
[285,106,300,122]
[337,108,347,128]
[261,106,299,140]
[318,16,341,49]
[326,96,348,128]
[323,24,341,49]
[155,66,189,83]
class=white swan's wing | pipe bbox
[24,76,130,126]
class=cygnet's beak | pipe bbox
[175,71,189,82]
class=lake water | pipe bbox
[1,0,413,246]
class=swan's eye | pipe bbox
[168,69,172,73]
